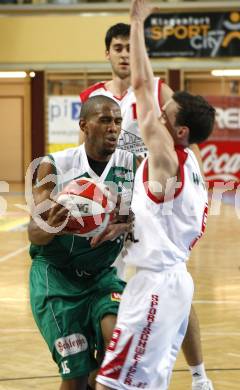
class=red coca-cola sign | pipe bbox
[199,141,240,185]
[200,96,240,185]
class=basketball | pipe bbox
[57,177,113,237]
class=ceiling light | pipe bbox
[211,69,240,77]
[0,71,27,79]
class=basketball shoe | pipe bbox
[192,379,214,390]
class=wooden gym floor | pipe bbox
[0,183,239,389]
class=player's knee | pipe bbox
[59,376,88,390]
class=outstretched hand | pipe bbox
[90,209,135,248]
[130,0,151,22]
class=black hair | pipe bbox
[172,91,215,144]
[105,23,130,51]
[80,95,120,120]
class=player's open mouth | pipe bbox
[105,138,117,145]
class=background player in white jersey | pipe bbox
[80,22,215,390]
[79,23,172,158]
[96,1,215,389]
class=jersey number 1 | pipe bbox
[132,103,137,120]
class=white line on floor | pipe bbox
[202,332,240,336]
[0,298,29,302]
[0,245,29,263]
[193,300,240,304]
[0,329,38,333]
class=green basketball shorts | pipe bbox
[29,261,125,379]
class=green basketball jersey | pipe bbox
[30,144,136,273]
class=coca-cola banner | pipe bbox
[205,96,240,141]
[200,141,240,185]
[145,12,240,58]
[199,96,240,185]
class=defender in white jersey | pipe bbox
[96,2,215,390]
[81,22,215,390]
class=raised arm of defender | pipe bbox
[130,0,179,198]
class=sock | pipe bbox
[190,363,208,382]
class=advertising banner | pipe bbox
[48,96,81,152]
[205,96,240,140]
[199,96,240,185]
[145,11,240,57]
[200,140,240,185]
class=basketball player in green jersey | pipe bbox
[79,22,214,390]
[28,95,136,390]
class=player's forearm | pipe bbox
[130,20,154,94]
[28,219,56,246]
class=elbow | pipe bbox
[27,221,34,242]
[28,220,54,246]
[29,234,54,246]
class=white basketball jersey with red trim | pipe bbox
[124,147,208,271]
[80,78,163,156]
